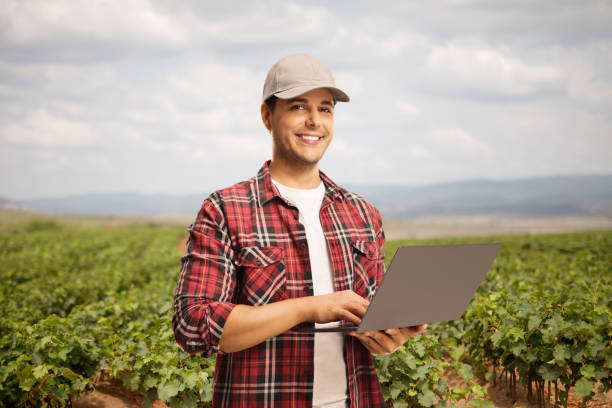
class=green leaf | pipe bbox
[470,397,495,408]
[418,387,436,407]
[490,331,503,347]
[143,375,158,390]
[413,341,426,358]
[595,368,609,380]
[182,371,200,389]
[452,386,469,397]
[393,401,409,408]
[580,364,596,379]
[390,381,404,399]
[32,364,48,379]
[528,315,542,331]
[31,351,43,365]
[60,367,79,382]
[157,379,181,401]
[449,345,465,361]
[537,364,560,381]
[595,313,608,326]
[574,377,594,398]
[547,314,564,337]
[510,341,526,357]
[553,344,570,362]
[587,338,605,356]
[400,353,417,370]
[181,391,197,408]
[508,327,525,341]
[456,362,474,381]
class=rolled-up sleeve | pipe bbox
[172,196,237,356]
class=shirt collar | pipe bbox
[256,159,344,207]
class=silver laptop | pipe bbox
[295,243,501,333]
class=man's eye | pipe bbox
[321,107,333,114]
[291,105,304,110]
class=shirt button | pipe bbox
[300,242,306,249]
[255,259,262,266]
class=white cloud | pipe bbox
[0,0,192,47]
[212,134,270,158]
[433,128,494,158]
[426,44,563,97]
[328,138,365,158]
[1,2,611,199]
[406,147,431,158]
[334,71,365,97]
[1,109,97,147]
[396,100,420,115]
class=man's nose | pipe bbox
[306,109,320,128]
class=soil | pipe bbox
[73,374,168,408]
[444,368,611,408]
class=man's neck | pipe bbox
[269,159,322,189]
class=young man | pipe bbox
[173,54,426,407]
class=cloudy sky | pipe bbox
[1,0,611,199]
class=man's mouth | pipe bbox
[296,133,323,144]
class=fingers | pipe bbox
[350,331,396,355]
[337,308,362,326]
[349,333,381,354]
[335,292,368,325]
[308,291,370,324]
[349,324,429,355]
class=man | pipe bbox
[173,53,426,407]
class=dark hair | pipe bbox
[264,93,337,113]
[264,95,278,112]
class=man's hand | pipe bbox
[303,290,370,326]
[348,325,428,355]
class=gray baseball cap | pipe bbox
[262,53,350,103]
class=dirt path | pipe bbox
[73,376,168,408]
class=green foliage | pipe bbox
[430,231,612,406]
[1,215,610,407]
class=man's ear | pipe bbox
[261,103,272,133]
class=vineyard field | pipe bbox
[0,211,610,407]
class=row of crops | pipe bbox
[0,214,610,407]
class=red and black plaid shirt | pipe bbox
[173,160,386,407]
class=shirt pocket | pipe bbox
[235,246,287,306]
[350,239,382,301]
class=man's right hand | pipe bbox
[220,290,369,353]
[302,290,369,326]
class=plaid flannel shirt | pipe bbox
[173,160,386,407]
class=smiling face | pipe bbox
[261,88,335,171]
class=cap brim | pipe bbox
[274,85,350,102]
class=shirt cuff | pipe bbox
[205,301,237,355]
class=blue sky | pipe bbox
[1,0,611,199]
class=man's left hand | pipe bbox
[348,324,428,355]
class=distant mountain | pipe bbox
[346,174,612,218]
[2,174,611,218]
[0,197,32,212]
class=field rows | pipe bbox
[0,216,610,407]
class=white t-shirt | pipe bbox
[272,178,348,408]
